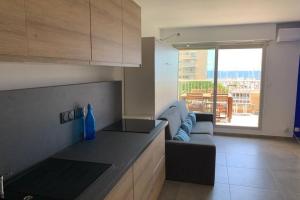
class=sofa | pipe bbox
[159,100,216,185]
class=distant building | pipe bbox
[179,50,208,80]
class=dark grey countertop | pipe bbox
[53,120,168,200]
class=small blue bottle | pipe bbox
[85,104,96,140]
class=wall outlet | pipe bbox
[60,107,84,124]
[60,110,75,124]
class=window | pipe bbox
[178,46,264,128]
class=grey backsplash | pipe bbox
[0,81,122,180]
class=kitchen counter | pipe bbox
[52,119,168,200]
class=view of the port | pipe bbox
[178,48,263,127]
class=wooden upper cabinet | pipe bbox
[123,0,141,66]
[25,0,91,60]
[0,0,141,65]
[0,0,27,56]
[91,0,123,65]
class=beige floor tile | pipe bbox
[216,153,227,166]
[159,181,230,200]
[230,185,284,200]
[225,143,263,155]
[272,169,300,195]
[226,153,268,169]
[177,182,230,200]
[215,165,228,184]
[283,192,300,200]
[266,156,300,171]
[228,167,278,190]
[158,181,181,200]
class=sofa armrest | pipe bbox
[165,140,216,185]
[195,112,214,122]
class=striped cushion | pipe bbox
[173,128,190,142]
[180,119,193,135]
[188,112,196,125]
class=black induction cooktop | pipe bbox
[4,158,111,200]
[103,119,160,133]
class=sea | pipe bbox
[207,71,261,80]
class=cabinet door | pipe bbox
[0,0,27,56]
[152,129,165,167]
[133,141,154,200]
[91,0,122,65]
[26,0,91,60]
[149,156,165,200]
[104,167,134,200]
[122,0,141,66]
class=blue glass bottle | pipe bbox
[85,104,96,140]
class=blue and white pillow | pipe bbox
[181,118,193,134]
[173,128,190,142]
[188,112,196,125]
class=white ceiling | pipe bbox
[135,0,300,35]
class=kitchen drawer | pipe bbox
[152,129,165,169]
[133,140,155,200]
[149,156,165,200]
[133,129,165,200]
[104,167,134,200]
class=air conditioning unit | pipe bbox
[277,22,300,42]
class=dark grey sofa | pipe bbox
[175,100,214,135]
[159,101,216,185]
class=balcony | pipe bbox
[179,80,260,127]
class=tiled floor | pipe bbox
[158,135,300,200]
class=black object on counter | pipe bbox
[103,119,160,133]
[5,158,111,200]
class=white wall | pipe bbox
[161,23,300,137]
[124,37,178,119]
[0,62,123,91]
[154,39,179,118]
[141,21,160,38]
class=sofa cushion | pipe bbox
[191,122,214,135]
[176,100,189,122]
[159,106,182,140]
[180,119,193,135]
[188,112,196,125]
[173,128,190,141]
[189,134,215,146]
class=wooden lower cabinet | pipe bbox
[104,129,165,200]
[133,129,165,200]
[104,167,134,200]
[149,156,166,200]
[133,139,155,200]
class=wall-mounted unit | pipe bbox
[277,22,300,42]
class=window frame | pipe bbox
[176,42,267,130]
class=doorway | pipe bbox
[178,46,264,128]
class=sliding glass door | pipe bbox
[178,46,264,128]
[216,48,263,127]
